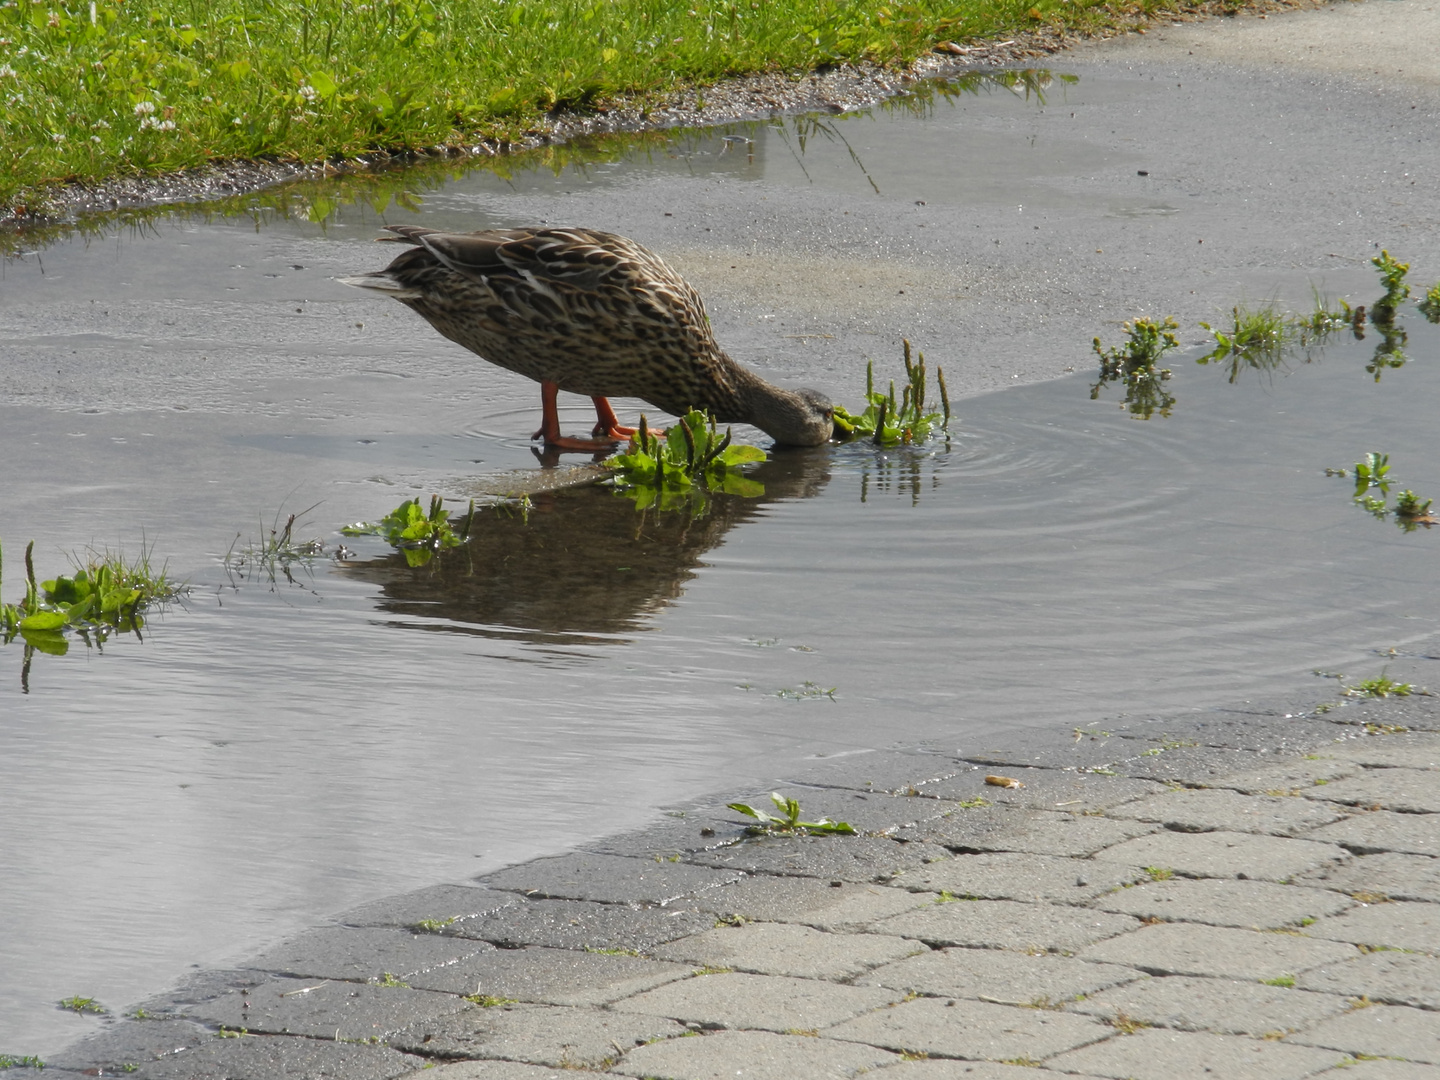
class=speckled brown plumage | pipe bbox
[339,225,834,449]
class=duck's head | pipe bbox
[753,386,835,448]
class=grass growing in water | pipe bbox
[224,506,329,583]
[726,791,856,836]
[832,339,950,446]
[1090,316,1178,420]
[1198,301,1292,381]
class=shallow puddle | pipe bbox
[3,69,1440,1055]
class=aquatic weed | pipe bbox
[833,339,950,446]
[1090,317,1178,420]
[342,495,476,567]
[1198,301,1293,381]
[604,409,767,513]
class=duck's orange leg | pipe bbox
[591,396,637,440]
[531,380,625,452]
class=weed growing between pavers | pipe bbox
[1343,670,1420,699]
[726,791,857,836]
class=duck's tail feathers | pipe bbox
[335,272,423,299]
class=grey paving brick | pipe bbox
[123,1036,425,1080]
[1325,733,1440,770]
[1303,769,1440,814]
[1046,1026,1342,1079]
[685,834,933,882]
[1119,715,1344,754]
[899,805,1159,857]
[400,1062,607,1080]
[949,735,1134,772]
[780,749,968,794]
[1304,811,1440,857]
[1090,829,1346,882]
[1294,852,1440,903]
[1107,788,1346,836]
[901,765,1167,813]
[1090,878,1355,930]
[873,898,1139,953]
[1079,923,1358,981]
[610,1029,899,1080]
[184,975,471,1039]
[1311,1061,1440,1080]
[858,1062,1084,1080]
[1213,757,1363,796]
[893,851,1146,902]
[855,945,1142,1006]
[1289,1002,1440,1064]
[242,926,492,980]
[1330,700,1440,736]
[822,996,1109,1061]
[389,1003,685,1068]
[43,1019,219,1075]
[651,921,924,979]
[696,875,937,930]
[579,807,749,860]
[1069,974,1350,1036]
[721,786,969,836]
[447,898,713,951]
[404,945,691,1005]
[1304,901,1440,954]
[611,971,900,1032]
[337,885,521,929]
[480,853,741,905]
[1111,745,1276,785]
[1298,951,1440,1010]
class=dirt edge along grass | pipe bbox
[1,0,1335,222]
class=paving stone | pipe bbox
[84,1030,424,1080]
[1297,951,1440,1010]
[1288,1003,1440,1064]
[400,1062,607,1080]
[609,1029,899,1080]
[1090,829,1346,882]
[580,806,750,860]
[447,898,713,951]
[1110,745,1277,785]
[721,786,969,836]
[1329,699,1440,736]
[1304,901,1440,954]
[1079,923,1359,981]
[1090,878,1354,930]
[43,1019,218,1074]
[873,898,1139,953]
[242,926,493,980]
[479,853,741,905]
[404,945,691,1005]
[822,996,1109,1061]
[1212,757,1363,796]
[651,921,924,979]
[948,735,1135,772]
[1310,1061,1440,1080]
[337,885,521,929]
[695,874,937,930]
[185,975,472,1039]
[1107,788,1345,836]
[1324,733,1440,769]
[898,805,1159,856]
[1294,852,1440,903]
[1304,811,1440,856]
[1046,1026,1341,1079]
[779,749,969,794]
[855,1062,1080,1080]
[612,971,901,1032]
[1069,974,1350,1036]
[855,945,1142,1006]
[893,851,1146,902]
[1119,715,1344,754]
[389,1003,685,1068]
[1302,769,1440,813]
[685,834,933,882]
[901,765,1167,813]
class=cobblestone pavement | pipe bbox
[13,690,1438,1080]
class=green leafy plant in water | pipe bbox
[1328,453,1435,532]
[58,995,106,1014]
[726,791,857,836]
[1198,302,1293,382]
[1418,281,1440,323]
[1370,250,1411,325]
[0,1055,46,1069]
[1090,317,1178,420]
[1343,669,1414,699]
[342,495,476,566]
[832,340,950,445]
[604,409,767,513]
[224,505,330,585]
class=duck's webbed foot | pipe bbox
[530,381,625,453]
[590,396,637,440]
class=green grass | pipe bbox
[2,0,1259,214]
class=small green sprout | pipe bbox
[1263,974,1296,987]
[342,495,475,566]
[832,340,950,446]
[1343,670,1414,699]
[57,995,106,1014]
[604,409,767,513]
[726,792,856,836]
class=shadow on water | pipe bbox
[340,451,832,646]
[0,69,1064,258]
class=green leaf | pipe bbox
[717,444,766,466]
[19,610,69,631]
[20,627,69,655]
[307,69,338,100]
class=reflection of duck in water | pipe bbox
[339,452,831,646]
[339,225,835,451]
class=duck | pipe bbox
[338,225,835,451]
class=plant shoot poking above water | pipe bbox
[342,495,476,566]
[1090,316,1178,420]
[1198,302,1292,381]
[1327,453,1435,532]
[726,792,857,836]
[1370,250,1411,326]
[832,339,950,446]
[604,409,767,513]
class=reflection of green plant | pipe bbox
[1328,453,1434,532]
[2,540,181,657]
[726,792,856,836]
[224,507,328,584]
[604,410,766,513]
[342,495,476,567]
[1090,317,1178,420]
[833,340,950,445]
[1198,302,1292,381]
[1370,250,1411,325]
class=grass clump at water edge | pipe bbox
[2,0,1288,215]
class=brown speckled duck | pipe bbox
[338,225,835,451]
